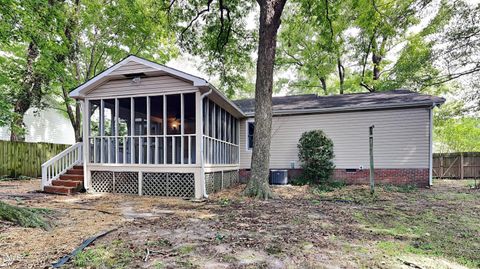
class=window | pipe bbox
[247,121,254,149]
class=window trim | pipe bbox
[246,119,255,151]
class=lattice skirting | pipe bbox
[205,170,239,195]
[90,171,194,197]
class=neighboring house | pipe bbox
[0,107,75,145]
[40,55,445,198]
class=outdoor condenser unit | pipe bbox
[270,170,288,185]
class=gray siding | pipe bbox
[239,107,430,169]
[86,75,197,98]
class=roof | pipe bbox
[69,55,209,99]
[233,89,446,116]
[68,55,246,117]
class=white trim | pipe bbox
[429,107,433,186]
[69,55,208,99]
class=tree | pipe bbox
[276,0,480,96]
[169,0,257,98]
[0,0,68,141]
[172,0,287,199]
[244,0,287,199]
[434,101,480,152]
[55,0,177,141]
[277,0,350,95]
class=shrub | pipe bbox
[297,130,335,184]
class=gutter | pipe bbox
[200,89,213,198]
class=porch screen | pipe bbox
[202,98,240,165]
[88,93,197,165]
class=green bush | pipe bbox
[297,130,335,184]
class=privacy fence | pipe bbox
[0,140,69,178]
[433,152,480,179]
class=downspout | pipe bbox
[429,103,437,186]
[200,89,213,198]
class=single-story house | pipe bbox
[41,55,445,198]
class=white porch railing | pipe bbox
[41,142,83,190]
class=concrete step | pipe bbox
[52,179,82,188]
[60,174,84,181]
[44,185,76,195]
[66,168,84,175]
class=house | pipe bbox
[0,106,75,144]
[40,55,445,198]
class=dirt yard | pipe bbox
[0,179,479,269]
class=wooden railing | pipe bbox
[41,142,83,190]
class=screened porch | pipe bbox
[86,92,240,167]
[88,93,198,165]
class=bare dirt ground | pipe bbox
[0,179,479,269]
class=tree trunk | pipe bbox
[337,58,345,94]
[372,52,381,81]
[320,77,327,95]
[10,42,41,141]
[244,0,287,199]
[62,0,82,142]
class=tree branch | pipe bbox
[180,0,214,42]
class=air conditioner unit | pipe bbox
[270,170,288,185]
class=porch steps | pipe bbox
[44,166,84,195]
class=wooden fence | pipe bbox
[0,140,69,178]
[433,152,480,179]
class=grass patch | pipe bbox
[265,244,283,255]
[73,240,138,268]
[0,175,33,181]
[177,244,196,255]
[356,203,480,267]
[0,201,52,229]
[311,181,346,194]
[382,184,417,193]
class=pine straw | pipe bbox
[0,201,52,230]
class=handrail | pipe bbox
[41,142,83,190]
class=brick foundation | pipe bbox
[239,168,430,187]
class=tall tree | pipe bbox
[0,0,68,141]
[172,0,287,198]
[277,0,350,95]
[55,0,177,142]
[244,0,287,199]
[275,0,480,95]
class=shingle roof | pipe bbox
[233,89,445,115]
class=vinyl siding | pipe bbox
[86,75,197,98]
[109,61,158,76]
[239,107,430,169]
[0,107,75,144]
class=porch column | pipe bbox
[81,99,91,191]
[195,91,204,199]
